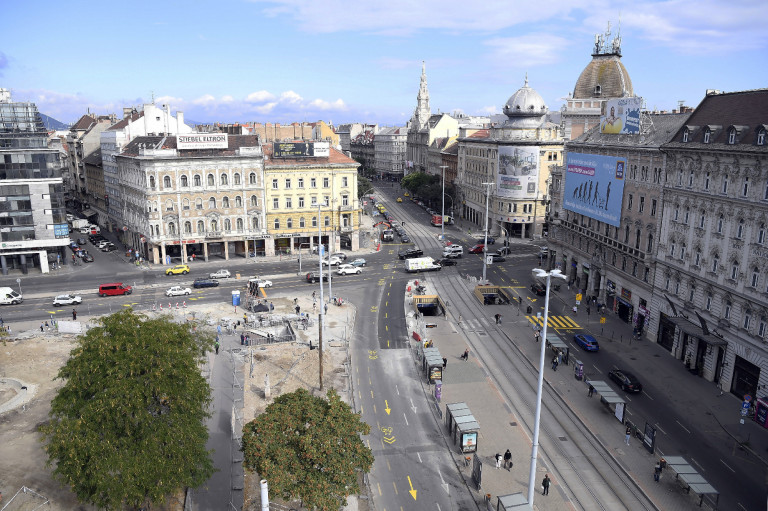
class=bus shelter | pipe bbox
[497,493,529,510]
[445,402,479,453]
[664,456,719,508]
[585,379,627,423]
[420,346,444,383]
[546,333,570,365]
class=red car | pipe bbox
[469,244,485,254]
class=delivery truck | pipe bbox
[405,257,442,273]
[430,214,454,226]
[71,219,89,229]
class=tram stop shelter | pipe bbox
[584,379,627,423]
[421,346,444,383]
[546,333,570,365]
[663,455,719,508]
[497,493,529,510]
[445,402,479,453]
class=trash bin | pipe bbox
[526,305,532,314]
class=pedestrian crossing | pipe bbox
[462,317,491,331]
[526,315,581,329]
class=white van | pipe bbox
[0,287,23,305]
[442,245,464,258]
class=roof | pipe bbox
[107,110,143,131]
[263,145,359,168]
[442,140,459,155]
[569,113,690,149]
[119,134,261,157]
[573,54,633,99]
[82,148,103,166]
[71,115,96,131]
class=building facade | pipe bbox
[650,89,768,399]
[374,126,407,180]
[0,88,69,275]
[65,113,116,213]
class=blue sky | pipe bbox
[1,0,766,127]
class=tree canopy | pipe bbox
[401,172,456,211]
[242,388,373,511]
[40,309,215,510]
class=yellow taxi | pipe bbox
[404,192,410,197]
[396,197,403,203]
[166,264,190,275]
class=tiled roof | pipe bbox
[264,145,359,167]
[107,111,143,131]
[82,148,103,166]
[467,129,490,138]
[442,140,459,155]
[569,113,690,148]
[71,115,96,131]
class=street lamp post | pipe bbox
[481,182,493,285]
[528,267,567,507]
[439,165,448,241]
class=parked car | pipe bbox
[337,264,362,275]
[437,258,458,267]
[574,333,599,352]
[350,258,367,267]
[249,278,273,288]
[530,282,547,296]
[400,234,411,243]
[96,240,112,248]
[306,271,329,283]
[608,369,643,393]
[166,264,190,275]
[193,278,220,289]
[77,237,87,245]
[331,252,348,262]
[53,294,82,306]
[489,254,506,262]
[469,244,485,254]
[210,269,231,279]
[398,247,423,259]
[100,244,116,252]
[166,286,192,297]
[82,253,94,263]
[322,256,342,266]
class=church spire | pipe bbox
[412,61,431,129]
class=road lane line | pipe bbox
[403,412,409,426]
[417,452,422,463]
[654,423,667,435]
[643,390,654,400]
[387,459,391,471]
[377,482,382,495]
[676,420,691,434]
[720,459,735,473]
[392,481,398,494]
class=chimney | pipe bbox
[177,111,185,128]
[123,107,133,119]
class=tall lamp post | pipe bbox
[481,182,494,285]
[528,267,567,507]
[439,165,448,241]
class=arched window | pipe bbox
[180,175,188,187]
[717,214,724,233]
[222,196,230,208]
[249,172,257,184]
[235,196,242,208]
[210,220,218,231]
[207,174,215,186]
[167,222,176,235]
[744,309,752,329]
[163,176,171,189]
[224,219,231,231]
[149,175,156,188]
[299,217,306,228]
[195,198,203,210]
[150,225,154,236]
[234,173,241,185]
[182,198,190,210]
[312,216,317,227]
[252,217,259,230]
[194,174,201,187]
[209,197,216,209]
[251,196,258,207]
[287,217,293,228]
[220,173,228,186]
[184,221,192,234]
[197,220,205,233]
[165,199,174,212]
[274,218,280,229]
[236,218,244,232]
[724,301,732,319]
[759,223,766,244]
[737,219,744,238]
[712,254,719,272]
[731,262,740,280]
[751,267,759,288]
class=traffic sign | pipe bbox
[486,255,493,265]
[576,293,583,301]
[600,316,606,324]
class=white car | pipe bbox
[53,294,82,306]
[209,269,231,279]
[96,240,112,249]
[337,264,362,275]
[166,286,192,297]
[322,256,342,266]
[249,278,273,288]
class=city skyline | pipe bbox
[1,0,766,127]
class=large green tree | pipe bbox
[40,309,215,510]
[242,388,373,511]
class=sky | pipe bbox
[1,0,766,127]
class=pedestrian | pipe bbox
[243,313,247,324]
[295,305,301,315]
[534,330,540,342]
[40,323,44,332]
[572,305,578,315]
[293,297,298,305]
[542,474,551,495]
[442,357,447,369]
[0,316,3,327]
[625,425,632,445]
[557,351,562,366]
[217,324,222,336]
[72,309,77,320]
[462,348,469,361]
[312,291,316,303]
[269,302,274,311]
[653,462,662,482]
[245,334,250,346]
[324,304,328,314]
[45,321,49,330]
[588,384,594,397]
[494,313,500,324]
[214,340,220,355]
[495,453,502,469]
[313,302,317,312]
[552,356,558,371]
[503,449,512,470]
[240,333,245,345]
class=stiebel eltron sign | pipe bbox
[177,133,229,150]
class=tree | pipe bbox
[357,176,373,198]
[40,309,215,510]
[242,388,373,511]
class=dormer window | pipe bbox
[758,128,766,146]
[594,85,602,96]
[728,129,736,144]
[704,129,711,144]
[682,129,689,142]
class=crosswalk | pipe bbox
[526,315,581,329]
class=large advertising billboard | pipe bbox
[497,146,539,199]
[273,142,330,158]
[600,97,643,134]
[563,152,626,227]
[177,133,228,149]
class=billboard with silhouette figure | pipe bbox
[563,152,626,227]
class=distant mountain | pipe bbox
[40,113,69,131]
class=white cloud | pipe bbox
[221,95,234,103]
[484,34,570,68]
[245,90,276,103]
[309,98,347,111]
[279,90,303,104]
[155,95,184,105]
[192,94,217,106]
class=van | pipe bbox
[442,245,464,258]
[0,287,23,305]
[98,282,133,297]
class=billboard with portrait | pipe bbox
[497,146,538,199]
[563,152,626,227]
[600,97,643,134]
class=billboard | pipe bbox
[563,152,626,227]
[273,142,330,158]
[177,133,228,149]
[600,97,643,134]
[497,146,539,199]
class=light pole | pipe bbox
[528,267,567,507]
[439,165,448,241]
[481,182,493,285]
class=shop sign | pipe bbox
[638,305,649,316]
[1,242,24,249]
[606,280,616,293]
[621,288,632,301]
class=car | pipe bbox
[101,244,116,252]
[337,264,362,275]
[437,258,457,267]
[250,278,273,288]
[193,278,220,288]
[490,254,506,262]
[96,240,111,248]
[77,237,87,245]
[608,369,643,393]
[469,244,485,254]
[404,192,410,197]
[53,294,82,306]
[210,269,231,279]
[400,234,411,243]
[476,236,496,245]
[306,271,329,283]
[69,241,79,250]
[443,245,464,258]
[331,252,348,262]
[574,333,599,352]
[350,258,367,267]
[396,197,403,203]
[322,256,342,266]
[398,247,423,259]
[82,253,94,263]
[90,236,105,244]
[538,246,549,255]
[530,282,547,296]
[494,246,512,255]
[166,286,192,297]
[166,264,190,275]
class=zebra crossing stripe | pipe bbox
[525,315,581,329]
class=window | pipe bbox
[180,175,188,187]
[644,267,650,283]
[184,221,192,234]
[274,218,280,229]
[624,225,630,243]
[165,199,174,212]
[689,286,695,302]
[675,279,680,294]
[286,197,292,209]
[222,197,230,208]
[149,176,156,188]
[706,293,712,311]
[724,301,731,319]
[342,176,348,187]
[194,174,202,187]
[311,196,318,206]
[731,262,739,280]
[639,196,645,213]
[712,254,719,273]
[669,242,676,257]
[699,212,706,229]
[234,173,241,185]
[195,198,203,210]
[743,177,749,197]
[236,218,243,231]
[717,215,724,233]
[704,130,711,143]
[235,196,242,208]
[759,223,766,244]
[220,174,228,186]
[273,198,279,209]
[298,178,304,188]
[224,219,231,231]
[252,217,259,230]
[680,243,686,259]
[167,222,176,235]
[677,170,683,186]
[651,199,657,216]
[729,130,736,144]
[209,197,216,209]
[704,172,710,190]
[684,207,689,224]
[635,229,641,249]
[251,196,258,207]
[208,174,215,186]
[674,206,679,221]
[622,257,627,271]
[323,177,329,188]
[758,129,766,146]
[249,173,257,185]
[737,219,744,238]
[646,235,654,253]
[286,218,293,229]
[285,178,291,189]
[665,277,670,290]
[272,179,278,189]
[182,198,190,210]
[311,178,317,188]
[299,217,305,228]
[751,267,759,288]
[342,194,349,206]
[759,317,767,338]
[632,262,638,277]
[721,175,729,194]
[689,171,694,187]
[628,194,633,210]
[682,129,689,142]
[324,196,330,206]
[694,250,701,267]
[299,197,305,208]
[312,216,317,227]
[324,215,330,227]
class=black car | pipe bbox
[193,278,220,289]
[77,237,87,245]
[530,282,547,296]
[608,369,643,393]
[438,258,457,266]
[398,247,423,259]
[400,234,411,243]
[306,271,329,283]
[476,236,496,245]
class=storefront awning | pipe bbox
[666,316,727,346]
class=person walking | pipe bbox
[653,462,662,482]
[572,305,578,315]
[552,355,558,371]
[542,474,551,495]
[534,330,540,342]
[462,348,469,361]
[240,333,245,345]
[625,425,632,445]
[495,453,502,469]
[40,323,44,332]
[494,313,500,324]
[72,309,77,320]
[442,357,447,369]
[312,291,316,303]
[214,340,220,355]
[503,449,512,470]
[588,384,595,397]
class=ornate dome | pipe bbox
[573,54,633,99]
[503,76,548,120]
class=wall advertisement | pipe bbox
[273,141,330,158]
[563,152,626,227]
[600,97,643,134]
[177,133,228,149]
[497,146,538,199]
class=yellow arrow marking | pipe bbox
[385,400,391,415]
[383,436,396,444]
[407,476,417,500]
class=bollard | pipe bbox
[183,301,187,308]
[168,302,172,309]
[176,302,179,309]
[159,303,163,310]
[152,303,156,311]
